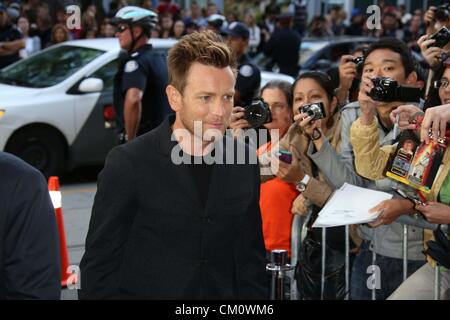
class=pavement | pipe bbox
[59,167,100,300]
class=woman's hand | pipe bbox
[271,146,304,184]
[415,202,450,224]
[420,104,450,143]
[368,199,414,228]
[293,112,321,137]
[291,193,310,215]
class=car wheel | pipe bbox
[5,127,66,177]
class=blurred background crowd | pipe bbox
[0,0,443,64]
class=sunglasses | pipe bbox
[116,25,129,33]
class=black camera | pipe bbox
[429,27,450,48]
[244,98,272,128]
[435,4,450,22]
[352,56,364,67]
[299,102,326,121]
[369,77,421,102]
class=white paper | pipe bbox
[312,183,393,228]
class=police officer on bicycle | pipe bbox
[113,6,171,143]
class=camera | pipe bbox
[299,102,326,121]
[435,4,450,22]
[369,77,421,102]
[429,27,450,48]
[244,98,272,128]
[352,56,364,67]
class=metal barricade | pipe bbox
[266,249,294,300]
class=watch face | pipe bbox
[296,183,306,193]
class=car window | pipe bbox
[0,45,104,88]
[299,41,328,66]
[317,43,352,63]
[89,59,119,92]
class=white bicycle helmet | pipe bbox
[114,6,158,30]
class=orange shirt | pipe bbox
[257,142,299,256]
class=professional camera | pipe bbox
[244,97,272,128]
[435,4,450,22]
[429,27,450,48]
[299,102,326,121]
[352,56,364,67]
[369,77,421,102]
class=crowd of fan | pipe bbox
[0,0,441,67]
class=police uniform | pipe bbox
[235,53,261,107]
[223,22,261,107]
[113,43,171,138]
[0,23,22,69]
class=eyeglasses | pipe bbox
[434,79,450,89]
[116,25,129,33]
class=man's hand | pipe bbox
[358,75,377,125]
[368,199,414,228]
[389,104,424,131]
[229,106,251,138]
[420,104,450,143]
[291,193,309,216]
[415,202,450,224]
[418,34,443,68]
[335,55,358,104]
[339,55,358,90]
[271,146,304,184]
[124,88,143,140]
[424,6,436,34]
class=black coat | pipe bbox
[0,152,61,299]
[79,115,269,299]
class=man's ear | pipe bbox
[166,85,182,112]
[406,71,418,85]
[132,25,144,38]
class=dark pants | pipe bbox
[350,241,426,300]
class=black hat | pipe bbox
[223,22,250,39]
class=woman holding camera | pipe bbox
[271,71,364,299]
[253,80,298,258]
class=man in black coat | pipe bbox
[0,152,61,299]
[264,13,301,78]
[79,31,268,299]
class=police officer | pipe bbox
[113,6,171,143]
[0,4,24,69]
[264,13,302,78]
[207,13,226,34]
[224,22,261,107]
[226,22,264,148]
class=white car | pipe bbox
[0,38,293,176]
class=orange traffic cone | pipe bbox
[48,176,70,287]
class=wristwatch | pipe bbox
[295,174,310,193]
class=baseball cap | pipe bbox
[223,22,249,39]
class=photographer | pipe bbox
[331,44,369,106]
[347,38,427,300]
[419,4,450,69]
[351,60,450,299]
[269,71,361,299]
[255,80,297,257]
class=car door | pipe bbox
[69,58,119,168]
